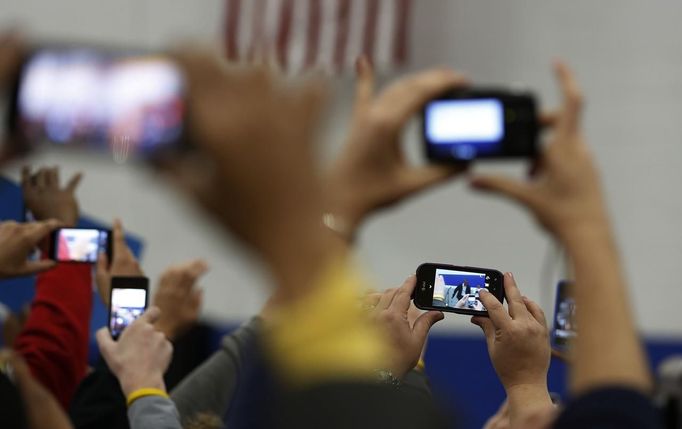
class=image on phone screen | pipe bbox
[109,288,147,339]
[432,268,490,312]
[14,48,185,156]
[54,228,108,263]
[552,281,576,349]
[424,99,505,160]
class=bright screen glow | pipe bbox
[110,288,147,338]
[17,48,184,156]
[56,228,107,262]
[425,99,504,144]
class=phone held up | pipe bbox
[551,280,576,352]
[109,276,149,340]
[413,263,505,316]
[422,88,538,163]
[49,227,111,264]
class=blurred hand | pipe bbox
[170,52,327,260]
[152,259,208,339]
[22,166,83,227]
[325,59,468,240]
[95,219,143,307]
[96,307,172,397]
[1,350,74,429]
[0,32,26,165]
[0,220,60,279]
[364,275,443,378]
[471,62,606,241]
[473,273,550,391]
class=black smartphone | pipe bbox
[413,263,505,316]
[109,276,149,340]
[551,281,576,352]
[48,227,111,263]
[6,45,186,160]
[422,88,538,162]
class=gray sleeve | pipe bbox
[128,395,182,429]
[170,317,260,424]
[401,369,432,398]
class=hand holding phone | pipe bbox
[413,263,505,316]
[108,276,149,340]
[422,88,538,162]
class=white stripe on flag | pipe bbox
[375,0,396,69]
[287,0,309,73]
[344,0,366,70]
[317,0,339,73]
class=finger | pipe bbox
[66,172,83,193]
[186,259,209,279]
[21,165,31,188]
[46,167,58,188]
[111,218,134,260]
[353,56,375,111]
[412,310,444,341]
[478,289,511,328]
[539,111,559,129]
[523,296,548,328]
[470,175,536,208]
[24,219,61,243]
[401,164,467,195]
[554,60,583,133]
[373,288,399,313]
[503,272,528,319]
[139,306,161,324]
[35,169,47,188]
[190,288,203,312]
[471,316,496,348]
[391,275,418,313]
[362,293,382,309]
[377,68,469,124]
[0,32,23,87]
[18,259,56,276]
[95,327,116,360]
[97,251,109,274]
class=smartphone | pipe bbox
[7,45,186,159]
[422,88,538,162]
[413,263,505,316]
[49,227,111,263]
[551,281,576,351]
[109,276,149,340]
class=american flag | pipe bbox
[223,0,413,73]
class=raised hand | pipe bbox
[95,219,143,306]
[0,220,60,279]
[22,166,83,227]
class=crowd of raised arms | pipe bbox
[0,31,666,429]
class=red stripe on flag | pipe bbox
[362,0,380,63]
[393,0,412,65]
[248,0,267,60]
[333,0,352,72]
[225,0,242,60]
[276,0,295,70]
[304,0,322,68]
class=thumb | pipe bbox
[19,259,56,276]
[96,252,109,276]
[471,316,495,347]
[139,306,161,324]
[95,327,116,361]
[470,175,535,207]
[66,172,83,193]
[412,310,444,340]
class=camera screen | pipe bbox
[110,288,147,339]
[16,48,184,156]
[553,282,576,345]
[55,228,108,263]
[432,268,490,311]
[424,99,504,159]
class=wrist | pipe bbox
[120,374,166,398]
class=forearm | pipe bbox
[506,383,554,428]
[562,223,651,394]
[14,263,93,408]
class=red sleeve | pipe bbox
[13,263,93,409]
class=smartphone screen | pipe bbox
[414,263,504,316]
[12,47,185,158]
[422,89,537,162]
[50,228,109,263]
[109,277,148,339]
[552,281,576,350]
